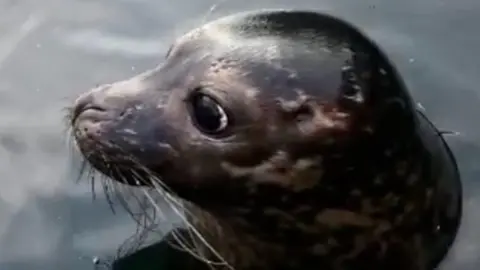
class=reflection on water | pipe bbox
[0,0,479,269]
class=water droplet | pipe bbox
[416,102,425,112]
[36,43,42,48]
[409,58,415,63]
[440,130,460,136]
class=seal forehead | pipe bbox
[172,10,356,59]
[167,15,370,109]
[169,35,352,113]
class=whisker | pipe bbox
[140,186,233,269]
[439,130,460,136]
[74,159,88,184]
[102,178,117,214]
[90,174,97,201]
[113,155,231,268]
[144,176,233,269]
[66,130,233,268]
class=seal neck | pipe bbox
[178,137,432,270]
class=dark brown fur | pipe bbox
[68,9,462,270]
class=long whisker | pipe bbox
[66,125,234,269]
[127,168,209,254]
[102,145,233,268]
[140,183,233,269]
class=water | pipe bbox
[0,0,479,269]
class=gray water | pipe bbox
[0,0,479,269]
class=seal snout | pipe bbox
[70,88,121,144]
[71,91,107,124]
[70,78,180,187]
[71,80,149,138]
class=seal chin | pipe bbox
[71,82,177,187]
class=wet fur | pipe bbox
[65,9,462,270]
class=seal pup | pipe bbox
[68,9,462,270]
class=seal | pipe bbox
[68,9,462,270]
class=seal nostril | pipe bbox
[72,103,107,123]
[87,105,106,112]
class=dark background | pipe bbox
[0,0,479,269]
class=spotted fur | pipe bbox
[69,9,462,270]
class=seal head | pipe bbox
[69,10,461,270]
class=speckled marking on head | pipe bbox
[69,9,462,270]
[314,209,376,228]
[221,150,323,192]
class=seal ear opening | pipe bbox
[358,46,417,137]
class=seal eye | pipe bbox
[189,93,229,135]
